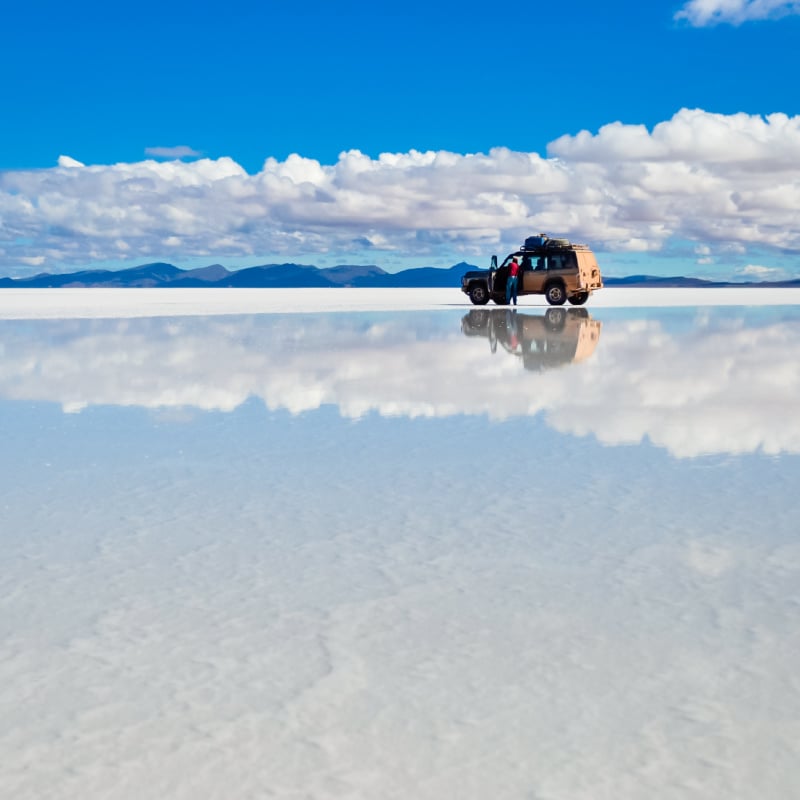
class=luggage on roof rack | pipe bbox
[523,234,571,250]
[524,235,548,249]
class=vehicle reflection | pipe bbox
[462,308,602,371]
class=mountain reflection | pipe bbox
[1,310,798,457]
[461,308,601,371]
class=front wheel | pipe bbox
[469,283,489,305]
[568,292,589,306]
[545,283,566,306]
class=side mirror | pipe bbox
[490,255,497,270]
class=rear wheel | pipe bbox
[545,282,566,306]
[568,292,589,305]
[492,294,508,305]
[469,283,489,305]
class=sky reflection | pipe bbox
[1,307,798,458]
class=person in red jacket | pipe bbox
[506,257,520,305]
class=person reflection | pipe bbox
[508,309,520,351]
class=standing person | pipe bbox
[506,257,520,306]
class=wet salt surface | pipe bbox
[1,304,799,799]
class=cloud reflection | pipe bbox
[1,309,798,458]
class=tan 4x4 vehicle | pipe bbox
[461,234,603,306]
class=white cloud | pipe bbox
[675,0,800,25]
[695,244,713,265]
[737,263,786,278]
[57,155,85,168]
[3,109,800,272]
[144,145,202,159]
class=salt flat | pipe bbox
[0,286,798,319]
[1,306,798,799]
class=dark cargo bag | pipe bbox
[524,235,548,249]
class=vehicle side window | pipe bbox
[548,253,576,270]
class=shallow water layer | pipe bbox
[1,306,799,799]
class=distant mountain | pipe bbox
[219,264,332,288]
[0,261,470,288]
[605,275,716,288]
[1,262,799,289]
[320,264,389,285]
[181,264,231,282]
[0,262,183,288]
[378,263,475,288]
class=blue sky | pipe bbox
[2,0,800,277]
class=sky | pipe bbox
[2,0,800,278]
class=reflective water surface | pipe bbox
[1,307,799,799]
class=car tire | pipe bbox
[492,295,508,305]
[469,283,489,305]
[568,292,589,306]
[545,282,566,306]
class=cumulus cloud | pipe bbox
[144,145,202,159]
[675,0,800,25]
[3,109,800,272]
[57,155,85,168]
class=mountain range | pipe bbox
[1,262,799,289]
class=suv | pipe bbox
[461,234,603,306]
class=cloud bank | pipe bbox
[2,109,800,273]
[675,0,800,25]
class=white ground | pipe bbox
[0,287,798,318]
[2,400,798,800]
[1,302,799,799]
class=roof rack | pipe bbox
[520,234,572,251]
